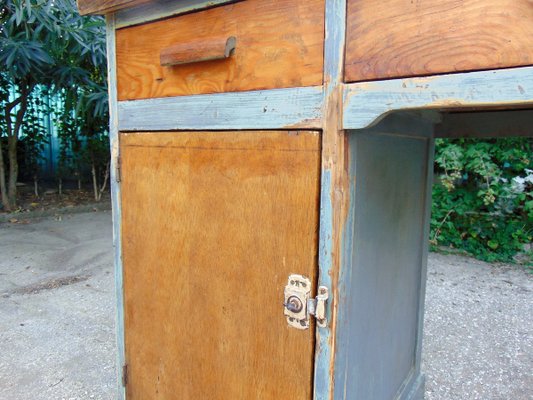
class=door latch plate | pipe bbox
[284,274,311,329]
[284,274,328,330]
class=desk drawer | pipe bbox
[116,0,324,101]
[345,0,533,82]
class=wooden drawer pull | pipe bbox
[160,36,237,67]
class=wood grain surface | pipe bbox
[120,130,320,399]
[345,0,533,82]
[116,0,324,100]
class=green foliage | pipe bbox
[0,0,108,209]
[54,92,83,183]
[0,0,106,88]
[54,86,110,194]
[431,138,533,263]
[19,88,48,181]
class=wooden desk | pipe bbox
[78,1,533,399]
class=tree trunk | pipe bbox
[0,139,10,210]
[34,174,39,197]
[92,160,110,202]
[92,162,99,201]
[7,135,18,207]
[4,84,31,209]
[99,161,110,201]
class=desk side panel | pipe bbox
[335,125,432,399]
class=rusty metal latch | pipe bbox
[284,274,329,330]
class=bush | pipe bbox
[431,138,532,263]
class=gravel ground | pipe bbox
[0,212,531,399]
[423,253,533,399]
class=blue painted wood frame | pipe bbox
[314,0,347,399]
[117,86,323,131]
[343,66,533,130]
[106,14,126,400]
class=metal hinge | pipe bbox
[121,364,128,387]
[284,274,329,330]
[115,156,122,183]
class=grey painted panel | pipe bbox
[117,86,323,131]
[405,375,426,400]
[335,127,431,399]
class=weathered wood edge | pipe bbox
[106,14,126,400]
[342,66,533,130]
[115,0,239,29]
[315,0,347,399]
[117,86,323,131]
[78,0,152,15]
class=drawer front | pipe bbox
[345,0,533,82]
[116,0,324,101]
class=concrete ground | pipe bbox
[0,212,115,400]
[0,211,531,399]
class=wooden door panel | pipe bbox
[120,131,320,399]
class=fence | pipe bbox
[8,86,66,179]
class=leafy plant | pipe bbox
[54,91,83,195]
[19,87,48,196]
[431,138,532,263]
[0,0,107,210]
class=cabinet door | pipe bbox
[119,130,321,399]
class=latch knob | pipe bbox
[284,274,329,330]
[284,296,304,313]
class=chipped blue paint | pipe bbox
[331,136,356,400]
[315,169,334,400]
[315,0,347,399]
[118,86,323,131]
[323,0,347,89]
[106,14,126,400]
[343,66,533,129]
